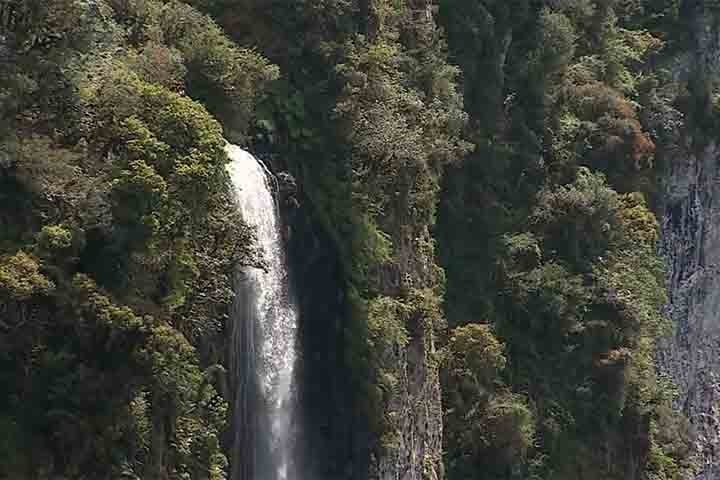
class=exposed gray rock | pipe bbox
[376,325,443,480]
[659,138,720,479]
[658,5,720,478]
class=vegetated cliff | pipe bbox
[0,0,276,476]
[192,2,468,478]
[657,3,720,478]
[0,1,706,480]
[437,0,696,478]
[660,130,720,480]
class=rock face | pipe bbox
[372,230,445,480]
[376,326,443,480]
[288,203,444,480]
[658,4,720,478]
[659,139,720,479]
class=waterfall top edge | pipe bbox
[225,142,279,197]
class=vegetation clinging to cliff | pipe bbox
[0,0,698,479]
[438,0,694,478]
[0,0,275,476]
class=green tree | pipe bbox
[443,323,535,479]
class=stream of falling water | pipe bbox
[226,143,299,480]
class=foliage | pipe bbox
[493,171,688,478]
[0,0,271,477]
[0,251,54,301]
[104,0,279,140]
[0,1,700,479]
[443,324,535,479]
[437,1,694,479]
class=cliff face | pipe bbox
[658,4,720,478]
[375,321,443,480]
[660,139,720,478]
[288,196,445,480]
[372,227,444,480]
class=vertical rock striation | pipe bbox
[372,234,444,480]
[658,3,720,477]
[375,331,443,480]
[660,139,720,479]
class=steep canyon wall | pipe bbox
[659,3,720,478]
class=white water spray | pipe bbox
[226,144,299,480]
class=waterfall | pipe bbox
[226,143,299,480]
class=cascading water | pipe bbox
[226,143,299,480]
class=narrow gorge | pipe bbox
[0,1,718,480]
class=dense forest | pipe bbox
[0,0,712,479]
